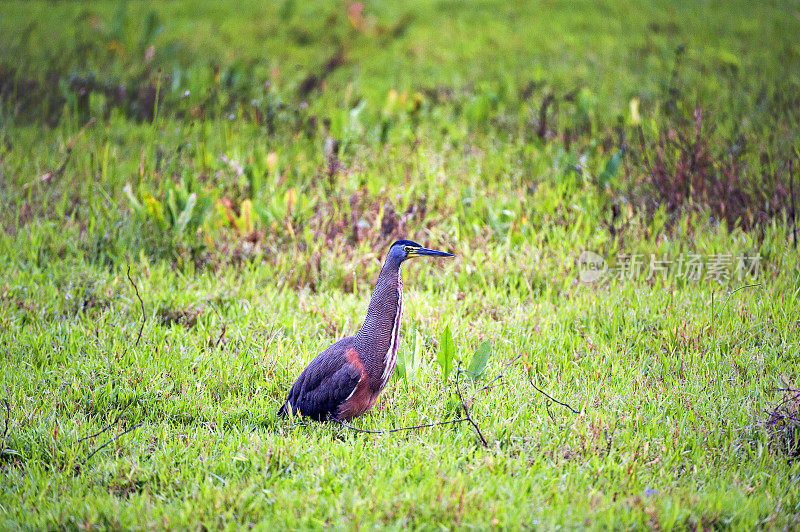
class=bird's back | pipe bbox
[278,336,362,421]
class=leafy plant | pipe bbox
[218,198,255,235]
[252,186,317,229]
[124,176,217,246]
[597,150,623,191]
[437,325,456,382]
[467,340,492,381]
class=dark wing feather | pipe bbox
[278,337,360,421]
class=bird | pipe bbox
[278,239,454,421]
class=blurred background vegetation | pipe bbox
[1,0,798,279]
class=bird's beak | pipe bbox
[408,247,454,258]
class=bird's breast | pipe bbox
[378,272,403,390]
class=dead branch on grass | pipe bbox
[455,363,488,446]
[527,374,580,414]
[22,118,96,190]
[678,392,714,437]
[790,158,797,249]
[329,354,527,442]
[75,400,136,444]
[80,422,144,466]
[470,352,524,401]
[126,263,145,348]
[604,419,619,458]
[329,351,578,445]
[76,263,146,469]
[2,398,9,441]
[331,416,469,434]
[215,323,227,350]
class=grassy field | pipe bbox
[2,0,800,529]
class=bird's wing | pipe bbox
[281,338,361,420]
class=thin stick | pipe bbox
[470,352,524,402]
[331,353,527,439]
[75,400,135,443]
[536,93,554,139]
[716,284,762,321]
[75,264,143,446]
[528,375,580,414]
[80,422,143,466]
[604,419,619,458]
[2,398,9,440]
[545,401,556,423]
[126,263,145,347]
[215,323,227,350]
[331,417,469,434]
[790,158,797,249]
[456,365,488,447]
[22,118,96,189]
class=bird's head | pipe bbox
[388,239,454,263]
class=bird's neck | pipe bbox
[355,258,404,384]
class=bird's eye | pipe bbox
[404,246,412,253]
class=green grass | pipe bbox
[2,236,798,528]
[1,0,800,529]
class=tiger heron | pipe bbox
[278,240,453,421]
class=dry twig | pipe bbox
[126,263,145,348]
[76,264,146,468]
[456,363,488,446]
[604,418,619,458]
[22,118,96,190]
[76,400,135,444]
[527,374,580,414]
[2,398,9,441]
[331,416,469,434]
[470,352,524,401]
[318,352,579,443]
[790,158,797,249]
[215,323,227,350]
[678,392,711,429]
[80,422,144,466]
[331,352,526,443]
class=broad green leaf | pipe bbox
[285,188,296,214]
[166,188,179,226]
[239,198,254,233]
[468,340,492,380]
[123,184,146,218]
[598,150,622,188]
[176,192,197,235]
[437,325,455,382]
[143,194,166,229]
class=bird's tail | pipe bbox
[277,401,294,419]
